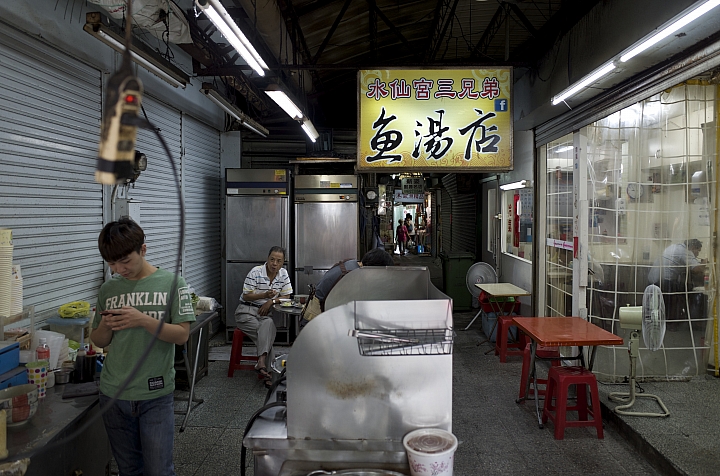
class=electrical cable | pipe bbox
[11,0,189,464]
[264,373,286,405]
[240,401,287,476]
[13,116,185,462]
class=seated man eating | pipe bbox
[234,246,292,388]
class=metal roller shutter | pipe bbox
[430,190,438,257]
[441,174,477,255]
[182,114,221,298]
[440,188,452,254]
[132,95,183,273]
[0,26,103,316]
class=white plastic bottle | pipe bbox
[36,337,50,361]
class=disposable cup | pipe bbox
[403,428,458,476]
[26,360,49,399]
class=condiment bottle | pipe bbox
[36,338,50,361]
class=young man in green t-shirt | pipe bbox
[91,218,195,476]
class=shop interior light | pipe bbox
[551,63,616,106]
[195,0,268,77]
[200,85,269,137]
[500,180,532,191]
[554,145,573,153]
[301,117,320,142]
[265,86,304,120]
[621,0,720,62]
[84,15,189,88]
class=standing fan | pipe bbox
[608,284,670,417]
[463,262,497,331]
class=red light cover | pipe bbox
[125,94,137,104]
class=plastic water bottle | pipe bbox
[35,338,50,361]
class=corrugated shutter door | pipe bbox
[441,174,477,255]
[0,27,103,315]
[182,115,221,298]
[440,189,452,254]
[132,96,182,273]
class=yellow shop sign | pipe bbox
[358,69,513,171]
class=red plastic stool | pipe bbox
[542,366,604,440]
[518,343,561,400]
[494,315,526,362]
[227,328,260,377]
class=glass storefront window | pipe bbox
[585,79,717,380]
[545,135,574,316]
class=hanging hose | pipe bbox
[240,401,287,476]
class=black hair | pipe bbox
[98,217,145,262]
[686,239,702,250]
[361,248,395,266]
[268,246,286,259]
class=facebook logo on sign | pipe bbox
[494,99,508,112]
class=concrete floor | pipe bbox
[169,254,719,475]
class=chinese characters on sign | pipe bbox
[358,69,512,171]
[402,176,424,195]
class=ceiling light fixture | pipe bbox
[551,63,616,106]
[301,117,320,142]
[84,13,189,88]
[195,0,268,77]
[200,84,269,137]
[499,180,533,191]
[265,85,304,120]
[621,0,720,62]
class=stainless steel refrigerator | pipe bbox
[294,175,358,294]
[224,169,289,339]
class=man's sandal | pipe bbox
[255,366,272,380]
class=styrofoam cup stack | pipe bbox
[0,229,13,318]
[10,264,22,316]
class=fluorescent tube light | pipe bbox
[554,146,573,153]
[195,0,268,77]
[301,118,319,142]
[201,85,269,137]
[621,0,720,62]
[552,63,616,105]
[265,86,304,120]
[500,180,532,191]
[84,16,189,88]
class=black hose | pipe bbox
[240,401,287,476]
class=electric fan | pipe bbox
[463,262,497,331]
[608,284,670,417]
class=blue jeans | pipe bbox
[100,392,176,476]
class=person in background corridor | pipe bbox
[396,219,408,255]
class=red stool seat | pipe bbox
[228,328,260,377]
[518,343,561,400]
[495,315,526,362]
[542,366,604,440]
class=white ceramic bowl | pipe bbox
[0,383,39,427]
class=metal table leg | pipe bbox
[464,308,483,331]
[176,327,204,432]
[515,340,543,428]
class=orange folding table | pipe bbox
[512,316,623,428]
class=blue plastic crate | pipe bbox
[481,311,518,343]
[0,342,20,375]
[0,366,28,390]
